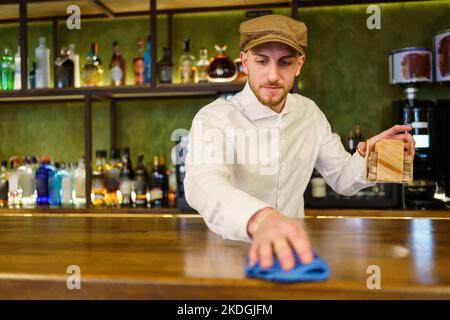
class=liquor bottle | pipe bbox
[149,155,168,208]
[18,156,37,207]
[133,155,148,207]
[0,161,8,207]
[82,43,104,87]
[92,42,102,66]
[109,41,126,86]
[133,38,145,85]
[179,38,196,84]
[29,62,36,89]
[196,48,209,83]
[54,47,75,88]
[7,157,21,208]
[36,155,54,205]
[73,158,86,207]
[60,163,73,207]
[68,43,81,87]
[347,130,356,154]
[49,162,62,206]
[144,35,152,84]
[105,148,122,206]
[234,57,247,82]
[35,37,51,88]
[14,42,21,90]
[354,125,363,147]
[119,147,134,207]
[91,150,107,206]
[208,44,237,82]
[1,48,14,90]
[168,164,177,208]
[157,47,173,84]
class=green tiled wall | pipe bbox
[0,1,449,165]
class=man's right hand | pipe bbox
[247,208,313,271]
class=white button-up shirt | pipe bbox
[184,82,374,242]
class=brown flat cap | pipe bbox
[239,14,307,55]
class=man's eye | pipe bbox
[280,61,293,66]
[256,60,267,64]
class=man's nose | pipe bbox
[267,62,281,83]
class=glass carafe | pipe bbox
[207,44,237,83]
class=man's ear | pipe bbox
[295,54,305,77]
[240,51,249,75]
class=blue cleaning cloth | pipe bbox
[245,252,330,283]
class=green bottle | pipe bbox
[1,48,14,90]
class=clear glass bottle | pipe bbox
[73,158,86,207]
[158,47,173,84]
[109,41,126,86]
[60,163,73,207]
[8,157,21,208]
[105,148,122,206]
[35,37,50,88]
[0,161,8,207]
[119,147,134,207]
[1,48,14,90]
[91,150,107,206]
[68,43,81,87]
[54,47,75,88]
[14,42,21,90]
[49,162,62,206]
[207,44,237,82]
[19,156,37,208]
[179,38,196,84]
[133,38,145,85]
[144,35,152,84]
[133,155,148,207]
[196,48,209,83]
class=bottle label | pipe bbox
[159,66,173,83]
[8,173,19,192]
[134,59,145,84]
[120,179,132,196]
[110,65,123,82]
[134,177,147,195]
[19,172,35,197]
[74,173,86,197]
[150,188,163,201]
[61,176,72,203]
[180,61,194,83]
[197,66,208,82]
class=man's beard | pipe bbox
[248,75,291,109]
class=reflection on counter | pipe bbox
[305,169,402,209]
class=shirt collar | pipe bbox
[237,81,291,121]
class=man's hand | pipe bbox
[357,124,416,157]
[247,207,313,271]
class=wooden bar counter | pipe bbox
[0,209,450,299]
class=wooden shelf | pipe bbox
[0,82,246,103]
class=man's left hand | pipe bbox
[357,124,415,157]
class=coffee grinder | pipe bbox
[389,47,445,209]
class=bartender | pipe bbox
[184,14,415,271]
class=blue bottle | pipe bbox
[49,162,62,206]
[143,35,151,84]
[36,156,55,205]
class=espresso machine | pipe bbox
[390,47,445,209]
[434,30,450,203]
